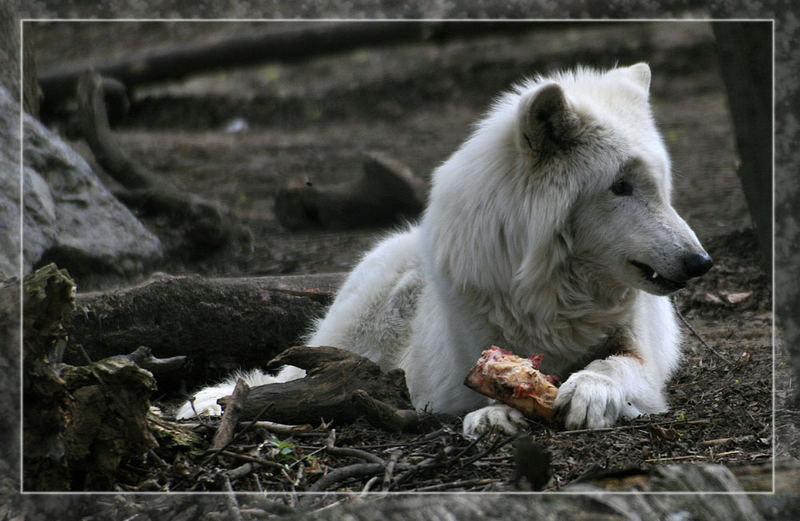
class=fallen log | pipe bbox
[64,272,345,393]
[39,21,552,113]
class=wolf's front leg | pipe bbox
[553,354,668,429]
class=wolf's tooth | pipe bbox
[652,271,659,279]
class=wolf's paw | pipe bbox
[553,370,641,430]
[463,404,528,438]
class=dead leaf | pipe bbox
[703,292,723,304]
[723,291,752,304]
[648,424,679,443]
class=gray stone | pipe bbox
[0,85,162,281]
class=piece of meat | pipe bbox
[464,345,559,421]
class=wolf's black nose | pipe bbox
[683,252,713,278]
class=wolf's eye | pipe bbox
[610,179,633,196]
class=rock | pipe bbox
[0,85,162,282]
[0,131,19,279]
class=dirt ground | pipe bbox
[32,21,773,494]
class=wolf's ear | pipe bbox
[519,83,581,157]
[624,63,651,93]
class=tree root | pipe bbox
[76,70,248,253]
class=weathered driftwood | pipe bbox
[275,151,426,230]
[239,346,420,431]
[77,71,245,253]
[64,272,345,393]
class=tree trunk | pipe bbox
[711,22,772,279]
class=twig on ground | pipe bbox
[350,437,442,450]
[220,474,244,521]
[713,450,744,458]
[212,378,250,450]
[124,345,186,376]
[644,454,707,463]
[672,298,732,365]
[360,475,381,495]
[169,399,276,491]
[146,449,167,468]
[203,400,276,464]
[449,426,493,461]
[459,432,517,467]
[699,435,756,447]
[288,446,327,469]
[381,449,402,491]
[415,478,503,491]
[220,450,285,473]
[308,463,386,492]
[557,417,712,436]
[393,428,510,490]
[185,399,214,429]
[251,421,315,435]
[226,462,258,481]
[301,429,401,493]
[323,429,385,465]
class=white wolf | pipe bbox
[178,63,712,436]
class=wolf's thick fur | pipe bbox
[178,64,711,435]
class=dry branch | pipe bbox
[240,346,420,431]
[212,378,250,450]
[308,462,387,493]
[122,345,187,377]
[250,421,315,435]
[323,429,385,465]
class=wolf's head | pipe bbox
[424,64,711,300]
[515,63,712,296]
